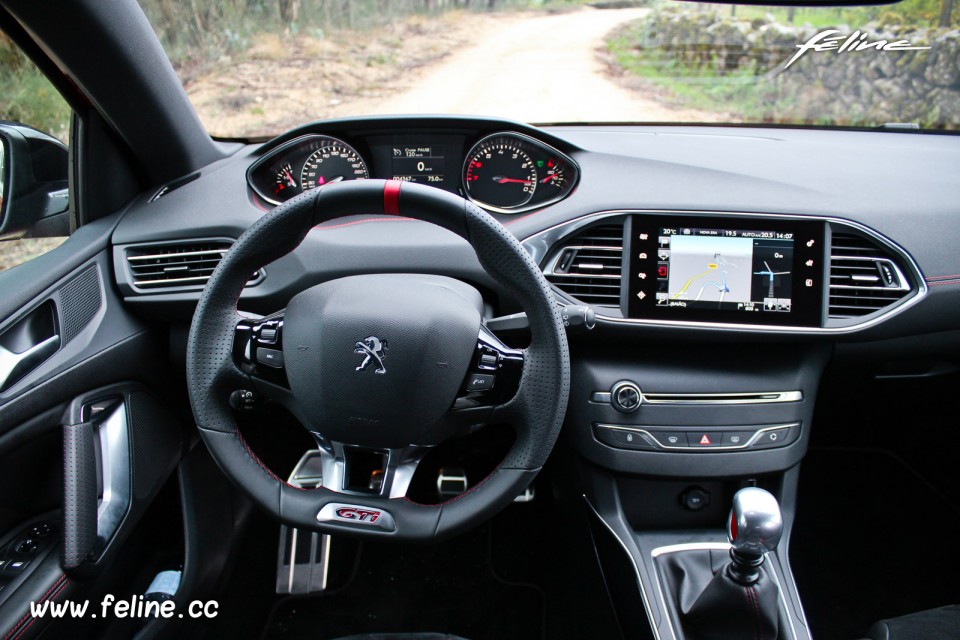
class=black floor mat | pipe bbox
[262,524,545,640]
[791,448,960,640]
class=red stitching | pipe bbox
[927,274,960,281]
[929,280,960,287]
[12,579,70,640]
[2,575,66,640]
[313,216,414,231]
[750,585,763,640]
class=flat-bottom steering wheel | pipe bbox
[186,179,569,541]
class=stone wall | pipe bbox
[632,7,960,127]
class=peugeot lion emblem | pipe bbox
[354,336,388,374]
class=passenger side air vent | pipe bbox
[544,222,624,307]
[126,240,262,290]
[828,231,910,319]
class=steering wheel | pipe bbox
[185,179,570,541]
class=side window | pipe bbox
[0,30,71,272]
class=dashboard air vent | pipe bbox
[126,241,260,290]
[828,232,910,319]
[544,222,624,306]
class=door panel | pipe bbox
[0,220,186,639]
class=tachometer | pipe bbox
[463,135,539,210]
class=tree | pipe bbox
[279,0,300,24]
[939,0,955,27]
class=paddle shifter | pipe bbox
[656,487,787,640]
[726,487,783,585]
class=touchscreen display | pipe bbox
[628,216,824,326]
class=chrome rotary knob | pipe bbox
[611,381,642,413]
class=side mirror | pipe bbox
[0,122,69,239]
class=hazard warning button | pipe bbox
[688,432,722,447]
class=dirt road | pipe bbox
[187,6,721,136]
[355,7,716,123]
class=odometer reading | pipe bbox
[463,136,538,209]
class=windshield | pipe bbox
[140,0,958,137]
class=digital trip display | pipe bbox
[391,146,445,185]
[628,216,824,326]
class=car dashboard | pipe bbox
[7,113,958,640]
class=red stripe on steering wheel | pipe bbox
[384,180,402,215]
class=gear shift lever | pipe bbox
[657,487,786,640]
[726,487,783,585]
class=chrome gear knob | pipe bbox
[728,487,783,558]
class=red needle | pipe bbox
[493,176,532,185]
[541,174,558,184]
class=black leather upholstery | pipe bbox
[656,548,792,640]
[864,605,960,640]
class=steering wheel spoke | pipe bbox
[293,442,431,500]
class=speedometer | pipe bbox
[246,134,370,206]
[300,141,369,190]
[463,136,538,209]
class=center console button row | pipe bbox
[594,424,798,452]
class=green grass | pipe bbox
[607,23,773,121]
[694,0,958,30]
[0,60,71,142]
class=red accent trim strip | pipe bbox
[384,180,402,216]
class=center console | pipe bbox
[524,209,927,639]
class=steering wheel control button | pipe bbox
[466,373,495,392]
[259,325,279,344]
[681,487,711,511]
[750,426,793,449]
[721,431,754,448]
[611,381,642,413]
[317,503,397,532]
[478,353,498,369]
[689,432,722,447]
[256,348,285,368]
[29,523,54,538]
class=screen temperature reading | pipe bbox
[391,147,445,184]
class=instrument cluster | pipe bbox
[246,129,579,213]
